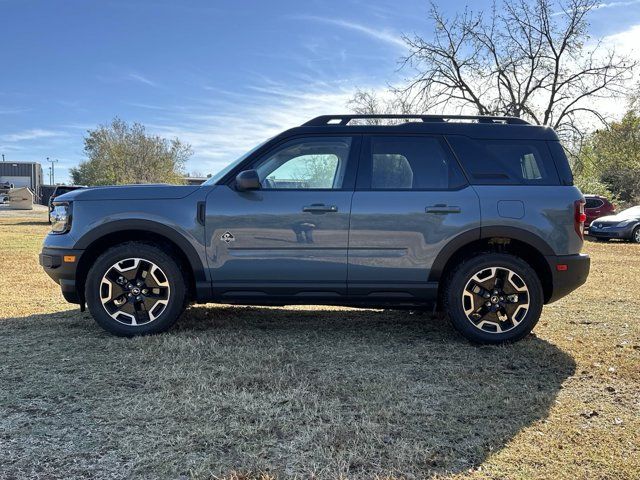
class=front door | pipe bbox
[348,134,481,297]
[205,135,359,299]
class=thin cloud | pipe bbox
[595,0,640,9]
[146,80,389,174]
[127,102,169,110]
[552,0,640,15]
[291,15,406,49]
[0,107,30,114]
[602,23,640,58]
[1,129,67,142]
[127,73,158,87]
[96,71,160,87]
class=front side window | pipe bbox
[369,136,466,190]
[255,137,351,189]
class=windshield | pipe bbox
[202,139,271,186]
[619,206,640,218]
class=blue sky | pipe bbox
[1,0,639,183]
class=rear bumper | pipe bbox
[545,253,590,304]
[39,247,84,304]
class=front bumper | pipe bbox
[588,224,634,240]
[544,253,590,303]
[39,247,84,304]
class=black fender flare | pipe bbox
[74,219,207,283]
[428,226,554,282]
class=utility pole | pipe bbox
[48,166,52,184]
[47,157,59,185]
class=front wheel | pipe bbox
[632,226,640,244]
[85,242,187,336]
[443,253,543,344]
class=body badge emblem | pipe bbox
[220,231,235,244]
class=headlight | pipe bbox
[51,202,72,234]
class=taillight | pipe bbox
[575,199,586,240]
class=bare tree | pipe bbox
[352,0,636,139]
[347,89,421,123]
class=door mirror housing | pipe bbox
[235,170,261,191]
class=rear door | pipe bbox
[205,135,360,298]
[347,134,480,297]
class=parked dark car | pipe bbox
[40,114,590,344]
[584,194,615,226]
[48,185,86,223]
[588,206,640,243]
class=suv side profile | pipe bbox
[40,114,590,343]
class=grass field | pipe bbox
[0,210,638,479]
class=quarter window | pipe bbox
[369,136,466,190]
[483,141,551,182]
[255,137,351,189]
[446,136,561,185]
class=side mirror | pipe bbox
[235,169,261,191]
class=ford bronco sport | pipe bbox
[40,114,590,343]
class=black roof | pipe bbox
[285,114,559,141]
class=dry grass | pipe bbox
[0,211,638,480]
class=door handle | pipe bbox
[426,204,461,214]
[303,204,338,213]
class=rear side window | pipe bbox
[585,198,604,209]
[446,136,561,185]
[365,136,467,190]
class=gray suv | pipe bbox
[40,114,590,343]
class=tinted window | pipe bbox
[447,136,561,185]
[255,137,351,189]
[547,141,574,186]
[368,136,466,190]
[585,198,604,209]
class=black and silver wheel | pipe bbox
[632,226,640,244]
[443,253,543,344]
[85,242,187,336]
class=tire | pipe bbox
[85,242,187,336]
[632,226,640,244]
[442,253,544,344]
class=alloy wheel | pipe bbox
[100,258,171,326]
[461,267,530,334]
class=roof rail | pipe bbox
[302,114,530,126]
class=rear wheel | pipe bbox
[85,242,187,336]
[443,253,543,344]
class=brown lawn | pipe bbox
[0,210,638,479]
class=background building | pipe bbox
[0,161,44,203]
